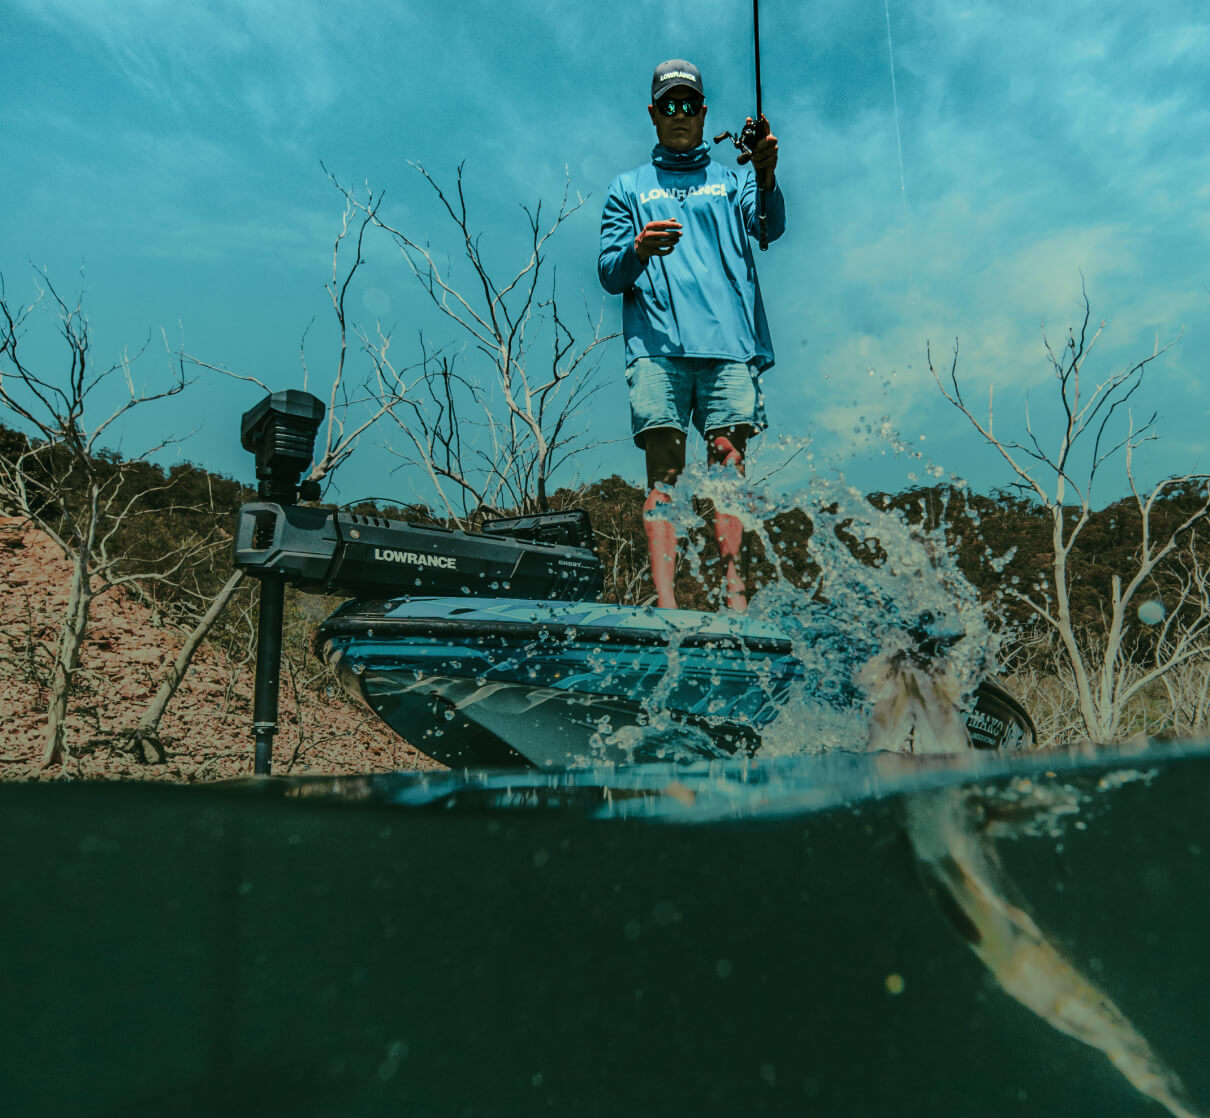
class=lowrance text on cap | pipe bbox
[651,59,704,101]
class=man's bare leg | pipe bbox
[708,428,749,612]
[644,488,678,608]
[643,428,686,609]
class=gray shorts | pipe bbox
[626,356,766,448]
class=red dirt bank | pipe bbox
[0,518,438,781]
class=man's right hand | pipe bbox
[635,219,683,262]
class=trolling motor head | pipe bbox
[240,390,326,506]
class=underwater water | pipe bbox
[5,462,1208,1117]
[2,738,1209,1118]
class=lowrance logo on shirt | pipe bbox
[640,183,728,204]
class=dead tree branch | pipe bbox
[332,163,615,526]
[0,270,199,767]
[931,287,1210,741]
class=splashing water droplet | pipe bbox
[1137,600,1165,625]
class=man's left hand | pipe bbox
[748,116,778,191]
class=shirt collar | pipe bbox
[651,142,711,171]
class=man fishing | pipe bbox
[598,58,784,611]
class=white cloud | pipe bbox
[12,0,350,130]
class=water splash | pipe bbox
[626,448,1205,1115]
[635,438,998,756]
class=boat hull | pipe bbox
[317,597,1034,767]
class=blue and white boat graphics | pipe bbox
[317,596,1034,769]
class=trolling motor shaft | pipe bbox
[239,390,326,775]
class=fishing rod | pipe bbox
[714,0,770,250]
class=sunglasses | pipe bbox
[656,96,704,118]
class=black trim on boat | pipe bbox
[316,601,801,656]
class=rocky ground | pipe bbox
[0,517,439,781]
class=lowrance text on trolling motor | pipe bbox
[373,548,457,570]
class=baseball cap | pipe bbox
[651,59,704,102]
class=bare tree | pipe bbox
[0,271,196,767]
[334,163,615,527]
[189,188,409,485]
[999,627,1155,746]
[128,568,247,756]
[1160,656,1210,738]
[1152,532,1210,735]
[132,165,617,759]
[932,290,1210,742]
[134,196,414,750]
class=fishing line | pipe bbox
[884,0,907,209]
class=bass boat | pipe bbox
[233,389,1035,774]
[316,594,1034,769]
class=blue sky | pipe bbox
[4,0,1208,507]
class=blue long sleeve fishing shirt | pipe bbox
[598,142,785,372]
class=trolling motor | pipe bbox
[713,0,771,250]
[234,390,603,775]
[238,391,325,776]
